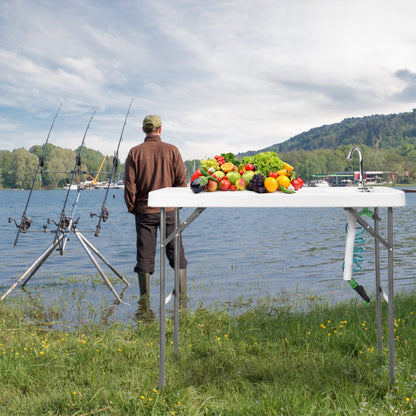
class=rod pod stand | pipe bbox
[1,224,130,304]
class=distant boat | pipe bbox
[63,183,78,191]
[310,180,330,187]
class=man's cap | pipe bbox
[143,115,162,128]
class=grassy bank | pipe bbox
[1,292,416,415]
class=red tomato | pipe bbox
[245,163,254,171]
[239,169,245,176]
[297,177,304,188]
[269,171,278,178]
[220,178,231,191]
[291,178,300,190]
[230,184,236,191]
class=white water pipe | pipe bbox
[343,210,357,281]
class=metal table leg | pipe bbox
[159,207,166,387]
[387,207,395,382]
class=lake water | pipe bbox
[0,188,415,325]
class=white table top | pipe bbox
[148,186,406,208]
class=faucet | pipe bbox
[347,146,366,190]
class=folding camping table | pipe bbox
[148,186,406,387]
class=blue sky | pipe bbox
[1,0,416,162]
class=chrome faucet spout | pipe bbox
[347,146,364,188]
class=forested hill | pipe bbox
[240,109,416,156]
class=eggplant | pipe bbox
[190,176,207,193]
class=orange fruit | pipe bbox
[221,162,234,173]
[264,177,278,193]
[277,175,291,189]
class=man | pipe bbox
[124,115,188,311]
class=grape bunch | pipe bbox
[247,173,267,193]
[200,158,220,171]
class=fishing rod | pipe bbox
[12,103,63,247]
[54,109,96,253]
[91,98,133,236]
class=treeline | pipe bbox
[2,143,415,190]
[0,144,120,189]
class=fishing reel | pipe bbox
[8,216,33,233]
[91,207,110,237]
[90,207,110,223]
[45,216,79,231]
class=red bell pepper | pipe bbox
[190,168,203,183]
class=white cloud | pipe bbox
[1,0,416,162]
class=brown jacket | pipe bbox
[124,135,187,214]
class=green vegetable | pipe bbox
[241,152,284,177]
[278,183,296,194]
[221,152,240,166]
[200,167,220,183]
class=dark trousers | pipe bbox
[134,210,187,274]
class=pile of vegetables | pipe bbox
[189,152,304,194]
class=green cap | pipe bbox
[143,115,162,128]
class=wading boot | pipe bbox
[138,273,150,297]
[179,268,187,309]
[136,273,154,322]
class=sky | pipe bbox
[1,0,416,162]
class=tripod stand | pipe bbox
[3,186,130,304]
[2,221,130,304]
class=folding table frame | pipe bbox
[148,187,406,387]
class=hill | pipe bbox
[239,109,416,157]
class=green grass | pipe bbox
[1,292,416,415]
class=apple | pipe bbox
[206,179,218,192]
[242,171,255,186]
[226,171,241,185]
[235,178,247,191]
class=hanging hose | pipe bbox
[343,208,373,304]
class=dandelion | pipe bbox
[406,397,410,402]
[177,401,182,405]
[141,396,145,400]
[153,388,158,394]
[40,351,45,355]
